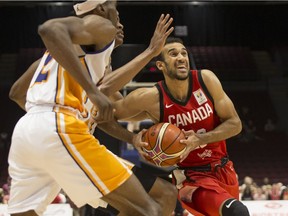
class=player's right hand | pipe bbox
[179,130,205,162]
[91,92,115,123]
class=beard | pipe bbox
[165,62,189,81]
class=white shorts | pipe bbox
[8,107,132,215]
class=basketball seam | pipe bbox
[151,123,169,165]
[157,123,169,152]
[146,129,153,150]
[143,123,185,167]
[163,129,183,152]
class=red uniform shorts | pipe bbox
[176,160,239,216]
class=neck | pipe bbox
[165,77,189,102]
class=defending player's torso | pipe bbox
[156,70,227,166]
[26,41,115,130]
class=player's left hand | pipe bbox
[148,14,174,57]
[132,129,149,159]
[179,130,206,162]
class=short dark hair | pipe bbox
[156,37,184,61]
[165,37,184,46]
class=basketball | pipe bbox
[142,122,186,167]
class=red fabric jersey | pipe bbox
[156,70,228,167]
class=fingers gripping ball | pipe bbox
[142,123,186,167]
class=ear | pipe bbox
[156,61,164,71]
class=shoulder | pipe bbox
[81,14,114,27]
[40,15,115,37]
[40,16,80,28]
[40,15,115,49]
[199,69,224,100]
[42,15,109,26]
[200,69,222,87]
[200,69,217,80]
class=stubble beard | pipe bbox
[167,67,189,81]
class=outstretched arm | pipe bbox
[100,14,174,97]
[9,59,41,110]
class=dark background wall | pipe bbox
[119,3,288,49]
[1,2,288,52]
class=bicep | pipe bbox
[40,16,116,46]
[114,88,150,121]
[202,70,239,121]
[67,16,116,45]
[214,93,239,121]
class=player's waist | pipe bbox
[27,104,82,118]
[178,156,229,172]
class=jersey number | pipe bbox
[34,54,53,83]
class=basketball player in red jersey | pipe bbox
[113,37,250,216]
[9,6,177,216]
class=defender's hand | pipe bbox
[148,14,174,57]
[132,129,149,159]
[92,92,115,123]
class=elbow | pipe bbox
[235,118,242,135]
[9,85,18,102]
[9,84,26,107]
[38,22,50,38]
[38,21,58,40]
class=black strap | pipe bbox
[180,157,229,172]
[182,164,211,172]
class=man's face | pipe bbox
[114,12,124,48]
[160,42,190,80]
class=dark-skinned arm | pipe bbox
[100,14,174,97]
[9,59,41,110]
[97,120,148,158]
[38,15,116,123]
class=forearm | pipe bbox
[98,120,135,144]
[100,49,155,97]
[10,79,28,110]
[197,117,242,144]
[12,97,26,111]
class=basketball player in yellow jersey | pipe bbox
[7,1,174,216]
[10,11,178,216]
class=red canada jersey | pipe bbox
[156,70,228,167]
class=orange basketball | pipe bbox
[142,122,186,167]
